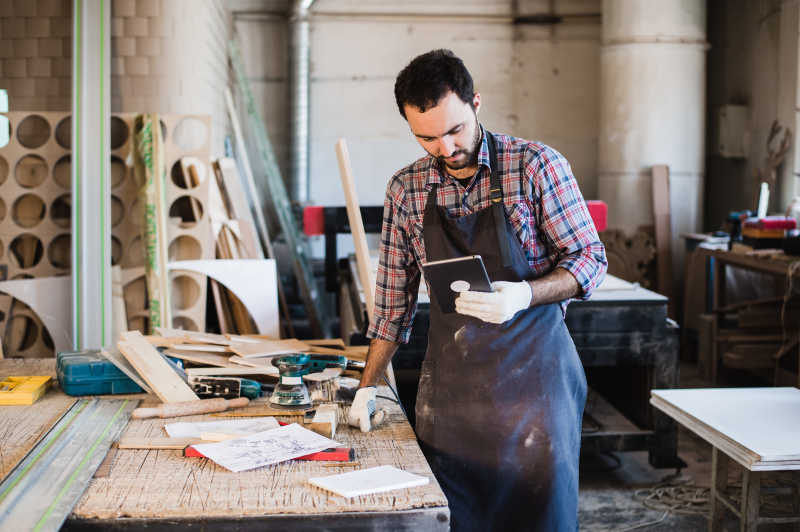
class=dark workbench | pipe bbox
[566,280,681,468]
[0,359,450,531]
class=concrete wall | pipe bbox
[0,0,72,111]
[232,0,602,209]
[0,0,231,157]
[110,0,231,158]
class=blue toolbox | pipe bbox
[56,349,147,396]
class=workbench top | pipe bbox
[0,358,449,529]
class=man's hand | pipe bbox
[455,280,533,324]
[348,386,384,432]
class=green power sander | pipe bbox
[270,354,365,407]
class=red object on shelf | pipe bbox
[743,216,796,230]
[303,206,325,235]
[585,200,607,232]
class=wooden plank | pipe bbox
[335,139,376,325]
[213,158,262,256]
[118,331,198,403]
[335,138,395,389]
[155,328,232,346]
[741,470,761,531]
[134,114,172,332]
[163,350,237,368]
[710,447,730,530]
[228,355,273,368]
[169,344,229,353]
[117,437,200,450]
[111,266,127,347]
[306,339,346,348]
[230,339,310,358]
[651,164,673,315]
[185,367,278,377]
[213,405,310,417]
[100,348,153,394]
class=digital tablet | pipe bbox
[420,255,493,314]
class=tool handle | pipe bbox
[132,397,250,419]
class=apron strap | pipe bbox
[486,131,513,269]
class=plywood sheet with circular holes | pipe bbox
[0,112,213,355]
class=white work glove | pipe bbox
[347,386,385,432]
[455,280,533,324]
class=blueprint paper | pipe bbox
[191,423,340,472]
[309,465,429,498]
[164,418,280,439]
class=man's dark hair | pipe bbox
[394,49,475,119]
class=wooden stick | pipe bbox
[131,397,250,419]
[117,437,202,450]
[336,139,396,390]
[651,164,673,317]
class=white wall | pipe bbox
[232,0,602,209]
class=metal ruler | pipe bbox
[229,38,326,338]
[0,398,138,532]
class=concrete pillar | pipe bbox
[598,0,707,277]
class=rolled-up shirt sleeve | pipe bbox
[366,177,421,343]
[528,145,607,300]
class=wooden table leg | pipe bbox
[793,470,800,532]
[711,259,726,385]
[710,313,719,384]
[740,469,761,532]
[710,447,729,532]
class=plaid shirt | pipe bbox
[367,127,607,344]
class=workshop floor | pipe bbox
[578,362,797,531]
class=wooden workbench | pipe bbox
[0,359,449,531]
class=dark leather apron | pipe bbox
[417,132,587,531]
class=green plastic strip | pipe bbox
[0,400,88,506]
[33,399,129,531]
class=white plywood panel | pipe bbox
[652,388,800,463]
[169,259,280,338]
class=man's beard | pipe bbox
[436,117,482,171]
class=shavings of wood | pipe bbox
[155,327,232,346]
[229,339,311,358]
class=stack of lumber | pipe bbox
[113,327,368,403]
[207,158,263,335]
